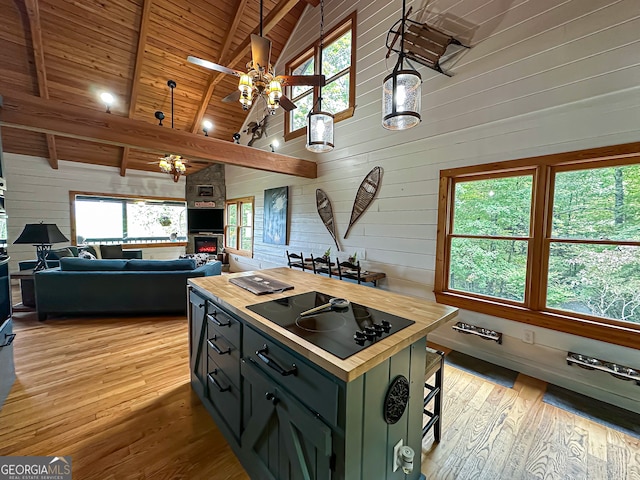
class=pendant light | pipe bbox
[382,0,422,130]
[157,80,188,182]
[306,0,334,153]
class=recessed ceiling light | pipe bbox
[100,92,115,113]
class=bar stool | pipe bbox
[423,347,444,442]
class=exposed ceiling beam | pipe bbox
[302,0,319,6]
[190,0,301,133]
[121,0,153,177]
[24,0,58,169]
[220,0,250,64]
[0,91,317,178]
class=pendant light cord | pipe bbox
[170,83,174,129]
[399,0,406,70]
[317,0,325,112]
[259,0,263,37]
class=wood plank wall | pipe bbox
[4,153,187,270]
[225,0,640,414]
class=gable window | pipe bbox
[225,197,254,257]
[284,11,356,141]
[435,143,640,349]
[70,192,187,247]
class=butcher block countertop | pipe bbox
[189,267,458,382]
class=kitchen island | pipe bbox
[188,267,458,480]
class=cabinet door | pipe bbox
[188,290,207,389]
[241,359,333,480]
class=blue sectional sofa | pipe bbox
[34,257,222,320]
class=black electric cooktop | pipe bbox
[247,291,415,359]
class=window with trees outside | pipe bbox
[435,143,640,349]
[70,192,187,247]
[225,197,254,257]
[284,11,356,140]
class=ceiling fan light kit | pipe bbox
[187,0,324,115]
[156,80,189,182]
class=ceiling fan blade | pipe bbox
[278,95,297,112]
[222,90,241,103]
[187,56,243,77]
[276,74,326,87]
[250,34,272,73]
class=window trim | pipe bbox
[69,191,188,249]
[284,10,357,142]
[434,142,640,349]
[224,196,254,258]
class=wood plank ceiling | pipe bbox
[0,0,316,175]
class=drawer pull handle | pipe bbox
[207,338,230,355]
[208,371,231,393]
[1,333,15,347]
[207,313,230,327]
[265,392,280,406]
[256,345,297,377]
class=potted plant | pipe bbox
[348,252,357,264]
[323,247,331,260]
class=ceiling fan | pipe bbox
[187,0,325,113]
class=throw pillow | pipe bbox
[180,253,210,268]
[78,250,97,260]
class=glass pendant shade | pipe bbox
[238,74,253,94]
[382,69,422,130]
[268,80,282,102]
[306,111,334,153]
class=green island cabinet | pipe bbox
[188,268,457,480]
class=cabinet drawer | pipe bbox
[206,363,241,439]
[244,326,338,424]
[206,301,241,348]
[207,334,240,389]
[189,290,207,308]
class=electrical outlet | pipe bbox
[523,329,534,344]
[392,439,403,472]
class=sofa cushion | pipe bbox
[126,259,196,271]
[60,258,128,271]
[48,247,76,260]
[100,244,124,259]
[79,245,98,258]
[78,250,97,260]
[179,253,211,268]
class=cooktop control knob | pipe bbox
[381,320,392,333]
[354,331,367,345]
[373,323,384,336]
[364,326,377,341]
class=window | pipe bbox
[225,197,254,257]
[435,143,640,349]
[70,192,187,247]
[284,11,356,140]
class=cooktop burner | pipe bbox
[247,291,415,359]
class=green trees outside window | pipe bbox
[435,142,640,347]
[225,197,253,257]
[285,12,356,139]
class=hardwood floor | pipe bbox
[1,309,638,479]
[422,345,640,479]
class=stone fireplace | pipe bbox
[185,164,225,254]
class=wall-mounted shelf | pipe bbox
[567,352,640,386]
[452,321,502,344]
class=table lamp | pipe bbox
[13,223,69,271]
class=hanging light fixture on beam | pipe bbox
[382,0,422,130]
[306,0,334,153]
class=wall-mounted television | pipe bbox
[187,208,224,234]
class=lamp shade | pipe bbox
[306,111,335,153]
[14,223,68,245]
[382,69,422,130]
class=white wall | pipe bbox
[3,153,186,271]
[226,0,640,412]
